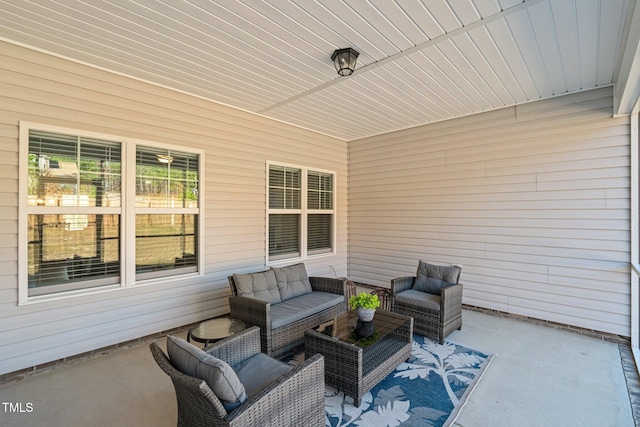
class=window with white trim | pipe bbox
[135,146,200,279]
[21,124,202,300]
[267,163,335,262]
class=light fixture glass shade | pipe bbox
[331,48,359,76]
[157,154,173,164]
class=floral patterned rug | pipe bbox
[290,334,495,427]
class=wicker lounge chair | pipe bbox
[391,261,463,344]
[150,326,325,427]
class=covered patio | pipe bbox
[1,1,640,425]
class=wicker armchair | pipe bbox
[150,326,325,427]
[391,261,463,344]
[228,269,345,359]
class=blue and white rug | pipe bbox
[290,334,494,427]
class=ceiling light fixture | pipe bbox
[331,48,359,76]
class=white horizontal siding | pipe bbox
[348,87,631,336]
[0,41,348,375]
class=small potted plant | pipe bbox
[349,291,380,322]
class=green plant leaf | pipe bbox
[348,291,381,309]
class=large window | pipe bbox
[267,163,335,262]
[135,146,199,279]
[21,124,202,301]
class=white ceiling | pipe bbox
[1,0,639,141]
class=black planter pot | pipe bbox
[355,319,375,338]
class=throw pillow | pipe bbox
[413,260,461,295]
[166,336,247,412]
[271,263,313,301]
[233,270,281,304]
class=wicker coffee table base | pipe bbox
[304,312,413,407]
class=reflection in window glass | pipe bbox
[136,146,199,208]
[136,214,198,276]
[27,214,120,294]
[28,130,121,207]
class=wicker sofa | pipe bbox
[150,326,325,427]
[228,263,346,359]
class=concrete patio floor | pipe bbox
[0,309,636,427]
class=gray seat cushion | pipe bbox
[234,353,293,398]
[413,260,460,295]
[166,336,247,412]
[233,270,282,304]
[395,289,441,310]
[271,263,313,301]
[270,292,344,329]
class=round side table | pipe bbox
[187,318,246,348]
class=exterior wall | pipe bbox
[348,87,631,336]
[0,41,348,375]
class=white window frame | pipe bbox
[266,161,336,265]
[18,122,204,304]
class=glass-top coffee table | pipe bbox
[187,317,246,348]
[304,310,413,406]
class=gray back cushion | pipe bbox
[271,263,312,301]
[166,336,247,412]
[413,260,461,295]
[233,270,281,304]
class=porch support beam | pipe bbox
[614,0,640,116]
